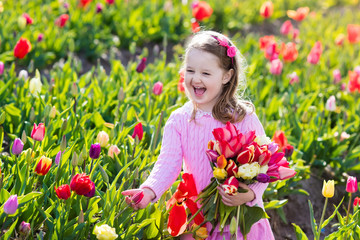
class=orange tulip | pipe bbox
[287,7,309,21]
[347,24,360,44]
[281,42,298,62]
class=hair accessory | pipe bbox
[212,35,236,63]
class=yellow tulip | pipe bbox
[213,168,227,180]
[322,180,334,198]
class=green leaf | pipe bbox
[321,197,344,229]
[3,217,19,239]
[308,200,317,237]
[292,223,309,240]
[18,192,43,206]
[264,199,288,210]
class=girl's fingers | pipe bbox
[121,189,140,196]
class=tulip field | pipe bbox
[1,0,360,239]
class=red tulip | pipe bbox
[14,37,32,59]
[22,13,33,25]
[35,156,52,176]
[259,35,275,50]
[236,146,255,164]
[70,173,95,196]
[79,0,92,8]
[192,1,213,21]
[178,70,185,92]
[354,197,360,207]
[347,24,360,44]
[348,70,360,93]
[167,202,187,236]
[281,42,298,62]
[287,7,309,21]
[222,176,239,195]
[55,184,71,200]
[283,144,294,157]
[31,123,45,141]
[226,160,238,177]
[280,20,293,35]
[132,122,143,141]
[106,0,115,4]
[260,1,273,19]
[191,18,200,33]
[55,14,69,28]
[307,41,322,65]
[272,130,288,150]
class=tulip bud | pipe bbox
[99,165,109,184]
[18,15,27,29]
[35,156,52,175]
[19,69,28,80]
[257,173,271,183]
[0,61,4,75]
[325,95,336,112]
[308,106,317,114]
[61,118,68,131]
[136,57,147,73]
[21,130,27,144]
[4,194,18,215]
[132,122,143,141]
[49,106,56,119]
[354,197,360,207]
[0,112,5,125]
[108,145,120,159]
[25,148,32,163]
[332,69,341,84]
[81,145,87,160]
[29,71,42,96]
[300,111,309,124]
[19,221,31,237]
[44,105,51,119]
[213,168,227,180]
[71,152,78,167]
[12,138,24,155]
[30,107,35,122]
[60,135,66,152]
[132,190,144,204]
[97,131,109,147]
[78,210,84,224]
[55,150,62,165]
[77,152,84,166]
[71,83,78,97]
[229,216,237,235]
[117,87,125,101]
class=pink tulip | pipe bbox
[152,81,163,95]
[307,41,322,65]
[108,145,120,159]
[341,83,347,91]
[340,132,350,141]
[333,69,341,84]
[96,3,103,13]
[280,20,293,35]
[132,122,143,141]
[346,176,358,193]
[278,166,296,180]
[288,72,299,85]
[325,95,336,112]
[0,61,4,75]
[292,28,299,41]
[37,33,44,42]
[270,59,283,75]
[31,123,45,141]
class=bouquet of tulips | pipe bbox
[196,122,296,239]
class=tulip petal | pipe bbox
[167,202,187,236]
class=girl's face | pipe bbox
[184,48,233,112]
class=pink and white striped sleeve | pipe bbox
[140,113,183,202]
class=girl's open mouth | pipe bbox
[194,87,206,96]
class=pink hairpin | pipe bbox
[212,35,236,64]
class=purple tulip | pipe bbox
[206,149,219,163]
[12,138,24,155]
[96,3,103,13]
[55,150,64,165]
[19,221,31,237]
[4,195,18,215]
[84,182,95,198]
[0,61,4,75]
[257,174,271,183]
[37,33,44,42]
[136,57,147,73]
[89,143,101,159]
[268,142,279,154]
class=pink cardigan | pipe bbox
[141,101,274,240]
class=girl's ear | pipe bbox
[222,69,234,84]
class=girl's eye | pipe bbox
[203,72,210,75]
[186,69,194,73]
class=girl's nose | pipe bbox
[192,73,202,83]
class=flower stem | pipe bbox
[343,193,352,240]
[0,215,8,238]
[241,205,247,240]
[317,197,328,240]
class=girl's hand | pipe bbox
[121,188,156,210]
[217,182,255,207]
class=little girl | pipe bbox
[122,30,275,240]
